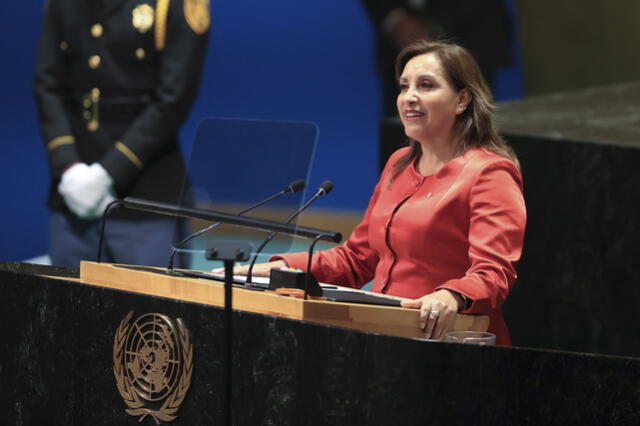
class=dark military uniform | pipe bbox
[35,0,209,213]
[34,0,209,266]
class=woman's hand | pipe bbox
[400,289,464,340]
[211,260,287,277]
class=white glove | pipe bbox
[58,162,115,219]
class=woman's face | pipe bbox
[396,52,467,144]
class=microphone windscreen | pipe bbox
[287,179,306,193]
[319,180,334,195]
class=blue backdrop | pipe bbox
[0,0,522,261]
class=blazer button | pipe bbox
[135,48,146,60]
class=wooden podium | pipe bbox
[80,261,488,339]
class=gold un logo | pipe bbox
[113,311,193,424]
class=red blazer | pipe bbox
[275,147,526,345]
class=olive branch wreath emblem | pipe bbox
[113,311,193,424]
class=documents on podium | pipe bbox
[80,261,489,339]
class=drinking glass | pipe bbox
[444,331,496,345]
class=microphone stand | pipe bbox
[245,181,333,285]
[304,234,331,299]
[97,199,124,263]
[96,197,341,264]
[166,179,305,271]
[205,241,251,426]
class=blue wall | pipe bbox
[0,0,522,261]
[0,2,49,261]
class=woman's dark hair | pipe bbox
[391,40,518,180]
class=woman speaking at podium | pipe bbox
[237,40,526,345]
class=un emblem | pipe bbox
[113,312,193,424]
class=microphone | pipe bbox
[166,179,306,270]
[245,180,334,285]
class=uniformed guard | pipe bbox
[34,0,210,267]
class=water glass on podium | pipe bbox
[444,331,496,345]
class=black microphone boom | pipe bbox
[113,196,340,241]
[245,180,334,285]
[166,179,306,270]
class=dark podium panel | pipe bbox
[1,261,639,425]
[379,82,640,358]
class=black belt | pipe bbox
[94,102,148,119]
[71,93,151,124]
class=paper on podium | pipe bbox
[181,270,404,307]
